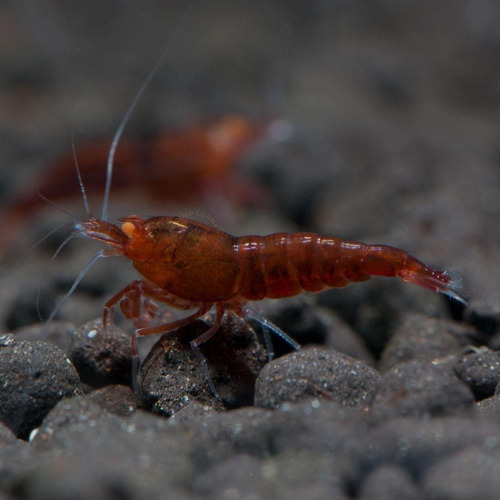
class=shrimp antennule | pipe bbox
[42,249,106,338]
[101,0,201,221]
[71,131,93,220]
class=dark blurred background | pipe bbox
[1,0,499,330]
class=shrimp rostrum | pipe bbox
[74,213,465,395]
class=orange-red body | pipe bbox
[83,214,464,338]
[0,116,265,257]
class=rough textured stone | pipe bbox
[358,464,420,500]
[454,347,500,400]
[370,359,474,420]
[169,401,217,425]
[192,452,350,500]
[357,416,500,477]
[255,347,380,409]
[68,318,132,388]
[423,447,500,500]
[0,338,82,438]
[379,313,478,373]
[140,313,267,416]
[0,422,17,446]
[19,399,193,500]
[86,384,137,417]
[475,394,500,420]
[190,399,367,472]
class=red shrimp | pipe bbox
[83,215,465,323]
[0,115,268,258]
[69,213,465,396]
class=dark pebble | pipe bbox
[254,346,380,409]
[140,312,268,416]
[169,401,217,425]
[0,338,82,438]
[0,422,17,446]
[68,318,132,388]
[370,359,474,421]
[454,347,500,400]
[379,313,479,373]
[475,394,500,420]
[265,399,368,460]
[190,399,366,473]
[358,416,500,478]
[21,398,193,499]
[357,464,420,500]
[0,440,36,493]
[467,295,500,337]
[190,407,274,470]
[86,384,137,416]
[32,395,116,449]
[192,452,350,500]
[423,447,500,499]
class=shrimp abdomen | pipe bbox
[235,233,463,303]
[236,232,353,300]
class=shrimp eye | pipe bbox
[122,221,138,238]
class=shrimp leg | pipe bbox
[131,303,213,395]
[189,304,225,400]
[103,279,204,327]
[133,304,222,398]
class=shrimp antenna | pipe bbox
[101,0,200,222]
[25,191,80,265]
[37,227,86,321]
[71,130,92,219]
[42,249,105,338]
[37,191,81,222]
[23,220,72,265]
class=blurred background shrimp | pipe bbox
[0,114,276,257]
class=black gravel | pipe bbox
[2,0,500,498]
[86,384,138,417]
[370,359,474,421]
[454,347,500,400]
[140,312,267,415]
[254,346,380,409]
[422,448,500,499]
[357,464,420,500]
[379,313,482,373]
[68,318,133,388]
[0,336,83,439]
